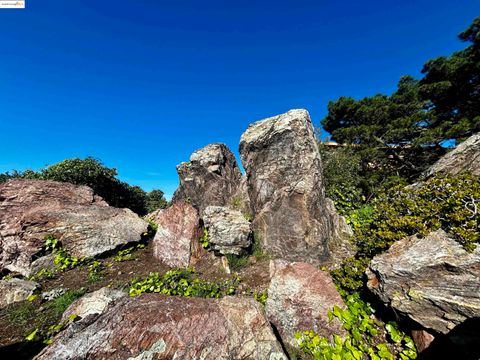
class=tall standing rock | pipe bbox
[172,143,245,215]
[239,109,338,264]
[150,202,204,267]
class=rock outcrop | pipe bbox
[266,260,346,349]
[203,206,252,255]
[0,179,148,276]
[367,230,480,334]
[0,278,39,308]
[150,202,204,267]
[424,133,480,178]
[239,109,340,264]
[36,294,287,360]
[172,143,244,214]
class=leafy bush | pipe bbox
[199,228,210,249]
[128,268,240,298]
[296,293,417,360]
[357,173,479,256]
[333,173,480,294]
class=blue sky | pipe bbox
[0,1,478,199]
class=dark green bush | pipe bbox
[1,157,167,215]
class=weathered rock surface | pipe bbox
[203,206,252,255]
[367,230,480,334]
[151,202,204,267]
[424,133,480,178]
[266,260,346,349]
[0,278,39,308]
[0,179,148,276]
[239,109,340,264]
[172,143,244,214]
[36,294,287,360]
[61,288,125,324]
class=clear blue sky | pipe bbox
[0,1,478,199]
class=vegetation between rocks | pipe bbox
[296,293,417,360]
[128,268,241,298]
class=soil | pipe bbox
[0,239,271,359]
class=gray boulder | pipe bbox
[0,278,39,308]
[203,206,252,255]
[0,179,148,277]
[367,230,480,334]
[172,143,244,215]
[239,109,342,264]
[424,133,480,178]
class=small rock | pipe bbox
[41,287,67,302]
[203,206,252,255]
[61,287,126,324]
[0,278,40,308]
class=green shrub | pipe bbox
[199,228,210,249]
[128,268,240,298]
[357,172,479,256]
[296,293,417,360]
[334,173,480,294]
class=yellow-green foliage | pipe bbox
[128,268,240,298]
[334,173,479,293]
[296,293,417,360]
[357,173,479,256]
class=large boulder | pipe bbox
[239,109,340,264]
[172,143,244,214]
[266,261,346,349]
[424,133,480,178]
[366,230,480,334]
[0,278,40,308]
[36,294,287,360]
[203,206,252,255]
[0,180,148,276]
[150,202,204,267]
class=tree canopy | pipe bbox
[321,17,480,184]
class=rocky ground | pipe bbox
[0,109,479,359]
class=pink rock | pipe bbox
[266,260,347,349]
[151,202,204,267]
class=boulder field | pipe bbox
[1,109,479,359]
